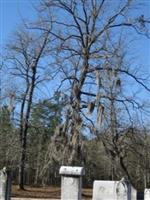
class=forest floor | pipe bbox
[11,185,92,200]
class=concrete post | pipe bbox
[0,168,11,200]
[59,166,85,200]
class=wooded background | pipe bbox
[0,0,150,191]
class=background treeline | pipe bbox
[0,103,150,190]
[0,0,150,191]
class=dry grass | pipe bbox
[11,185,92,199]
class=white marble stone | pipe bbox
[0,168,7,200]
[59,166,85,176]
[92,180,118,200]
[116,181,128,200]
[0,168,11,200]
[59,166,84,200]
[131,185,137,200]
[144,189,150,200]
[92,179,135,200]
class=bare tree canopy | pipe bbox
[0,0,150,190]
[31,0,150,167]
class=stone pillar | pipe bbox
[144,189,150,200]
[0,168,11,200]
[59,166,85,200]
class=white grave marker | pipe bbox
[0,168,7,200]
[59,166,85,200]
[92,178,136,200]
[144,189,150,200]
[131,185,137,200]
[116,180,128,200]
[92,180,118,200]
[0,168,11,200]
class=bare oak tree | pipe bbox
[5,26,52,189]
[37,0,150,175]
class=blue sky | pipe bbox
[1,0,150,88]
[1,0,150,61]
[0,0,37,46]
[1,0,149,85]
[0,0,150,110]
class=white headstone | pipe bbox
[92,178,135,200]
[131,185,137,200]
[59,166,85,200]
[116,180,128,200]
[92,181,118,200]
[144,189,150,200]
[0,168,7,200]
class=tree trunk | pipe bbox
[19,135,27,190]
[34,141,42,185]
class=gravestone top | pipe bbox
[59,166,85,176]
